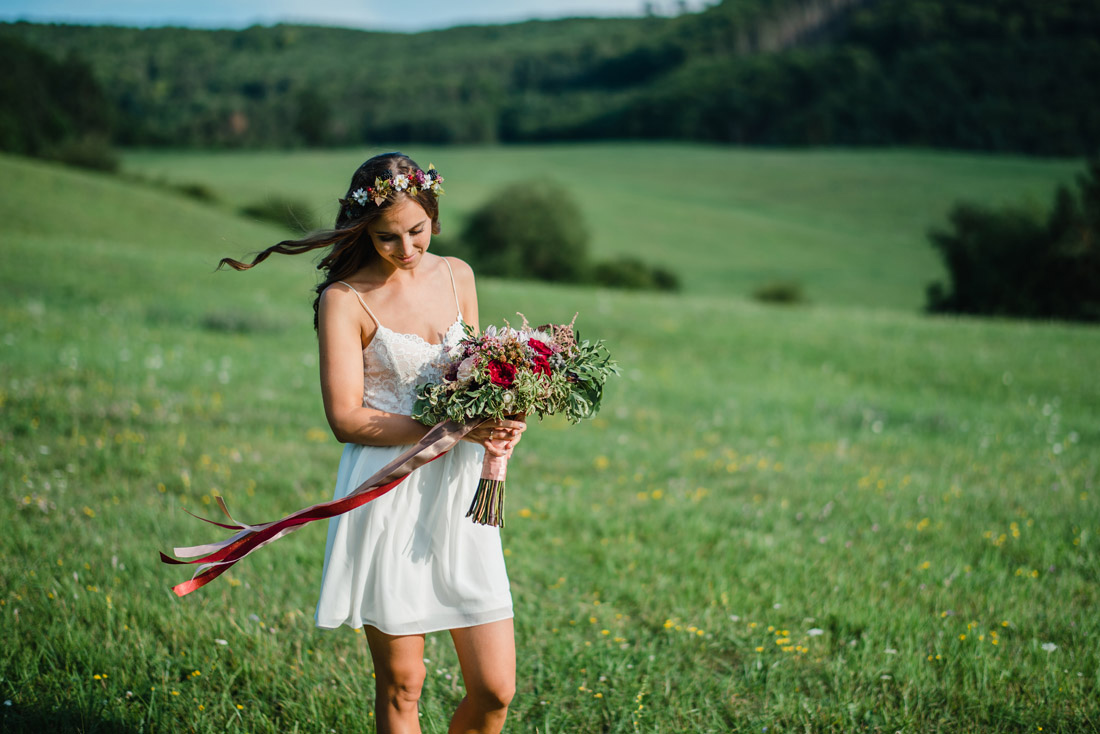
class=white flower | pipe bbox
[392,174,409,191]
[351,188,370,205]
[808,628,824,637]
[884,648,898,655]
[214,638,228,646]
[1041,642,1058,653]
[456,356,477,383]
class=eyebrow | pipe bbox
[372,218,428,236]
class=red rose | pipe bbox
[531,355,552,377]
[487,359,516,387]
[528,339,553,357]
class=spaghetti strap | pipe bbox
[335,280,380,327]
[442,258,463,320]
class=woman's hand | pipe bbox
[463,417,526,457]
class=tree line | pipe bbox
[2,0,1098,156]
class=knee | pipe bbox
[379,663,426,712]
[470,678,515,712]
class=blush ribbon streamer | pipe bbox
[160,419,480,597]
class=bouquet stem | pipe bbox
[467,451,508,527]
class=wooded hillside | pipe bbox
[3,0,1098,154]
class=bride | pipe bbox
[221,152,525,734]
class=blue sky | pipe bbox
[0,1,707,32]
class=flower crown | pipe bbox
[340,165,444,209]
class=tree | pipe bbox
[926,158,1100,322]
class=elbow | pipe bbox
[326,413,355,444]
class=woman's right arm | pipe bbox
[317,285,430,446]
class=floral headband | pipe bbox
[340,165,444,209]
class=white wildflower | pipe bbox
[1041,642,1058,653]
[808,628,824,637]
[351,188,370,205]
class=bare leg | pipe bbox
[365,626,427,734]
[448,618,516,734]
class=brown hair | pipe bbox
[219,152,442,329]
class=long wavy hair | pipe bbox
[219,152,442,330]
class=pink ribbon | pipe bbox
[160,419,480,597]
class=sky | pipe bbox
[0,0,706,32]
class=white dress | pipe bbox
[314,268,512,635]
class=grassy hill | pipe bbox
[1,153,1098,732]
[122,144,1083,310]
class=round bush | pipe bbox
[461,179,589,282]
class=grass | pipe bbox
[1,151,1098,733]
[121,143,1083,311]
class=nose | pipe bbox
[398,235,416,256]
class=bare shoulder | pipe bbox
[443,256,476,286]
[317,281,367,326]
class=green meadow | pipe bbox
[1,148,1098,733]
[122,145,1081,311]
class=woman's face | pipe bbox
[366,197,432,271]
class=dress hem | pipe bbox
[315,604,514,636]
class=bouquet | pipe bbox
[413,315,616,526]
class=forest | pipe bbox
[2,0,1099,156]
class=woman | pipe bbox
[222,152,524,734]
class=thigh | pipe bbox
[365,625,427,682]
[449,618,515,693]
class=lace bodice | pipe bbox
[335,260,466,417]
[362,320,465,415]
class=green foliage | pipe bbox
[927,158,1100,321]
[240,196,318,233]
[0,33,116,163]
[42,133,119,173]
[3,154,1100,732]
[593,256,681,291]
[751,280,807,304]
[5,0,1100,154]
[461,179,590,282]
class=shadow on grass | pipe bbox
[1,706,144,733]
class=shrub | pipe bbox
[594,256,681,291]
[240,196,317,233]
[172,182,219,203]
[926,158,1100,322]
[751,281,807,305]
[45,134,119,173]
[461,180,589,282]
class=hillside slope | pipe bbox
[120,145,1083,310]
[4,0,1097,152]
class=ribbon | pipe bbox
[160,419,481,597]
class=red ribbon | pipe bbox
[160,419,479,597]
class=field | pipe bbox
[121,144,1081,311]
[1,148,1098,733]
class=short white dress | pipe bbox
[314,266,513,635]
